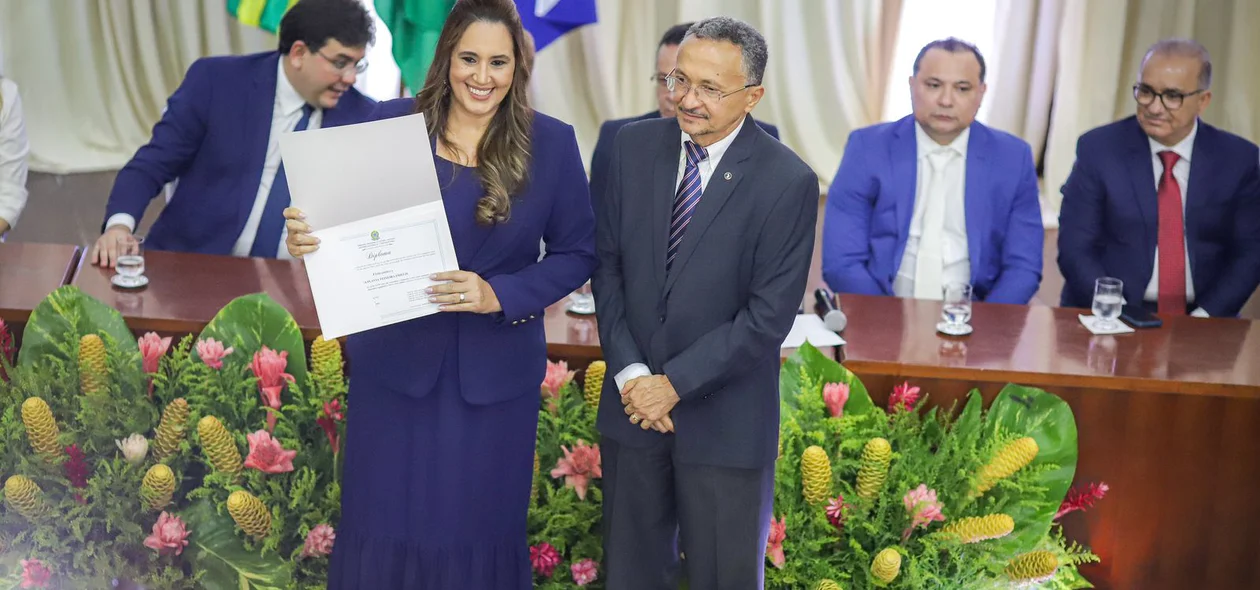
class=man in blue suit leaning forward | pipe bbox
[1058,38,1260,317]
[92,0,378,266]
[823,38,1043,304]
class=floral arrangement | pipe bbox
[769,344,1107,589]
[524,347,1109,589]
[0,286,1106,589]
[0,286,346,589]
[528,359,606,588]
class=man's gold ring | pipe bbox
[459,292,466,303]
[631,414,641,423]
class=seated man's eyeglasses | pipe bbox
[664,69,757,103]
[317,50,368,74]
[1132,83,1205,110]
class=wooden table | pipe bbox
[542,294,1260,590]
[0,243,83,343]
[72,250,322,340]
[542,302,838,367]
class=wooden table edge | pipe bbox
[842,359,1260,400]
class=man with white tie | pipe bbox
[822,38,1044,304]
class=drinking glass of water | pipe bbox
[937,282,973,336]
[1091,277,1124,331]
[112,235,149,289]
[566,279,595,315]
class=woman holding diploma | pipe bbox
[284,0,596,586]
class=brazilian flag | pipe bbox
[376,0,456,93]
[227,0,300,34]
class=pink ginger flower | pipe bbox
[251,347,294,431]
[242,430,297,474]
[143,512,191,556]
[901,484,945,541]
[540,360,576,410]
[196,338,234,370]
[530,542,562,577]
[1055,482,1110,520]
[0,318,14,382]
[316,398,345,456]
[139,332,172,398]
[570,559,598,586]
[826,495,847,531]
[550,440,602,501]
[139,332,172,374]
[766,515,786,568]
[20,558,52,589]
[300,524,336,558]
[889,381,922,413]
[823,382,850,418]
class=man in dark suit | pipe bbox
[91,0,378,266]
[1058,38,1260,317]
[587,22,779,203]
[592,16,818,589]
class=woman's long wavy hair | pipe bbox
[415,0,533,225]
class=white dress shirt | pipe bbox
[893,123,971,300]
[612,117,747,392]
[1143,120,1203,315]
[0,77,30,236]
[106,59,321,259]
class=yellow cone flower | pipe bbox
[857,438,892,499]
[974,437,1039,496]
[530,452,540,504]
[871,547,901,585]
[79,333,109,395]
[152,398,190,462]
[801,445,833,505]
[197,416,242,475]
[583,360,606,408]
[815,580,843,590]
[227,490,271,538]
[311,335,345,392]
[4,475,47,520]
[140,464,176,510]
[21,397,61,458]
[940,514,1015,543]
[1006,550,1058,583]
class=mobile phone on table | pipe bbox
[1120,305,1162,329]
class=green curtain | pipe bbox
[226,0,299,34]
[376,0,455,93]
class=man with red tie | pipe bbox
[1058,38,1260,317]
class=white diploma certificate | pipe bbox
[280,112,460,339]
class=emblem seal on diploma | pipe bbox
[279,113,461,339]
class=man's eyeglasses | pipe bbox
[663,69,757,103]
[1133,83,1204,111]
[316,50,368,74]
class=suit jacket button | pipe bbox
[659,315,666,323]
[512,320,519,325]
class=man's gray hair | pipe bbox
[1141,38,1212,90]
[683,17,769,86]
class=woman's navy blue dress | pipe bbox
[329,155,570,587]
[327,100,596,588]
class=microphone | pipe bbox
[813,288,848,332]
